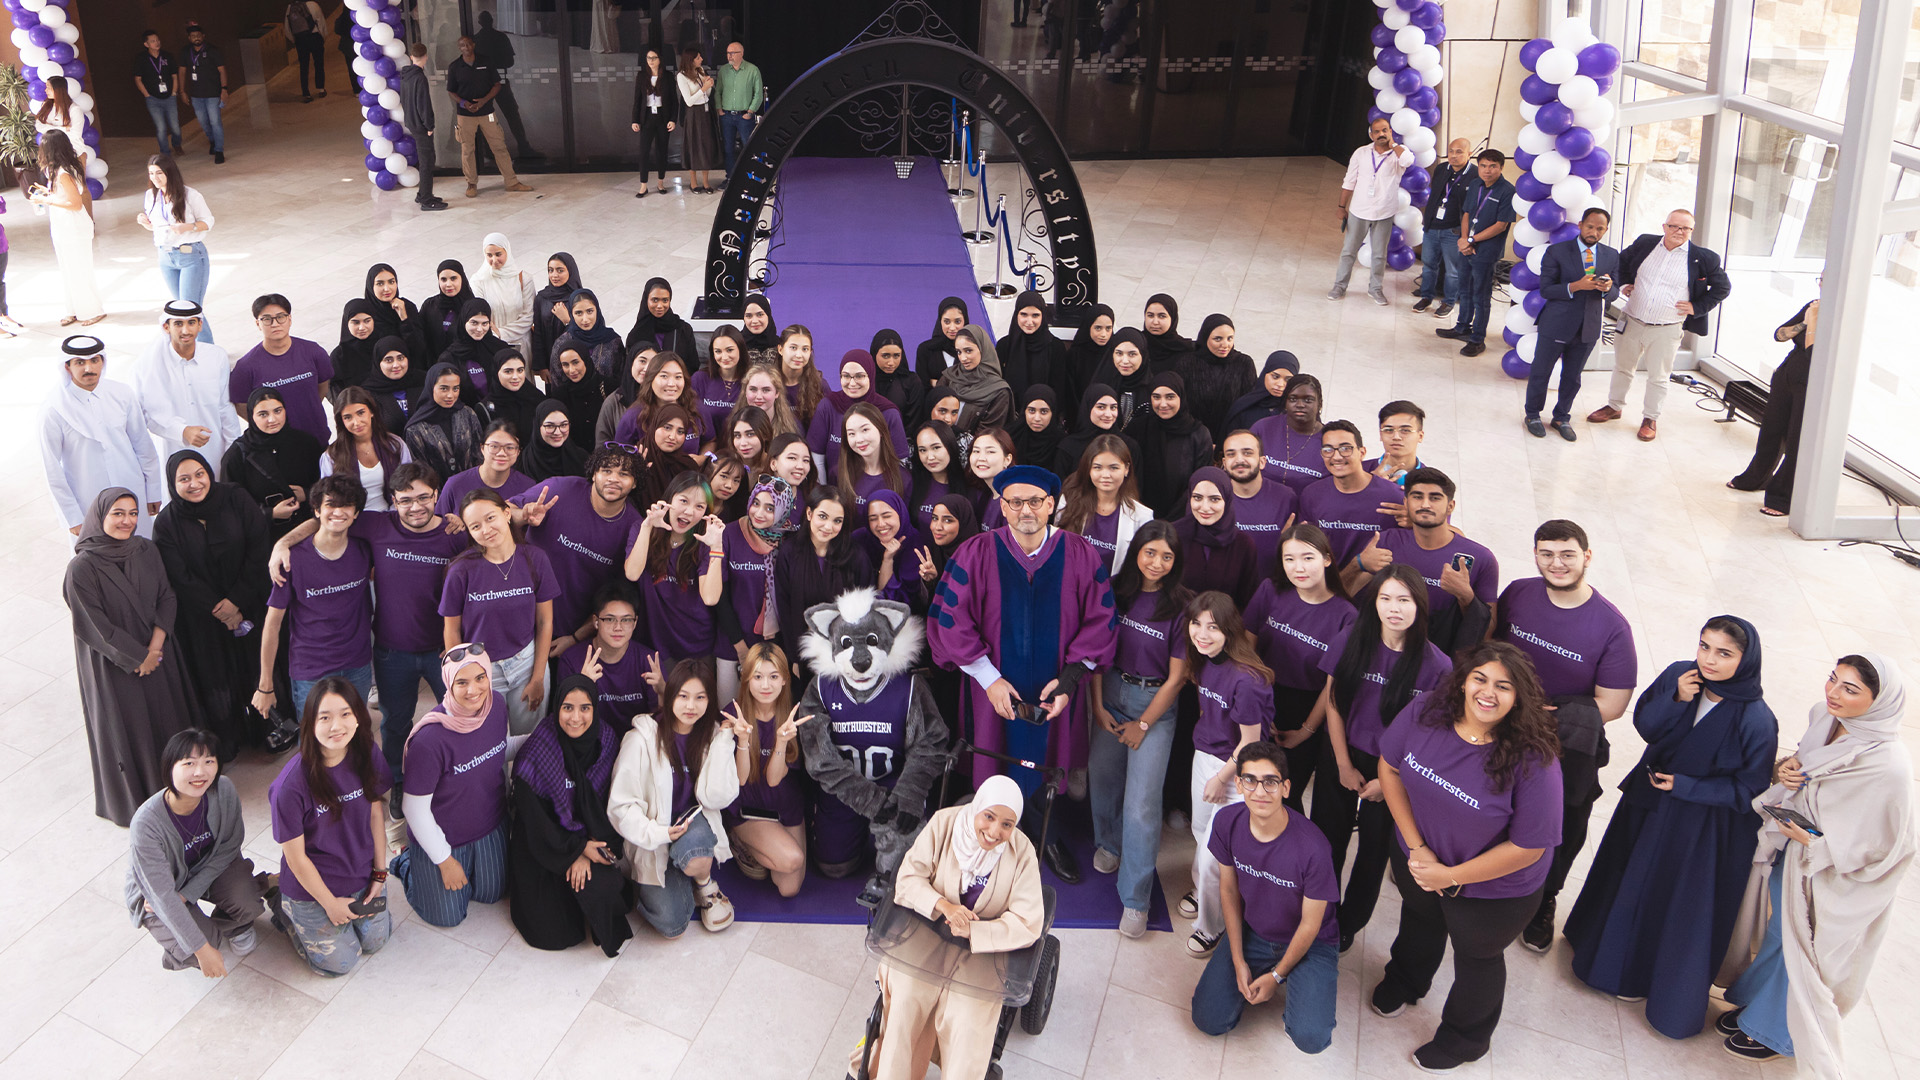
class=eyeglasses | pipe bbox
[1663,223,1695,232]
[443,642,487,664]
[595,614,639,627]
[1320,444,1359,458]
[1237,774,1286,794]
[603,440,640,455]
[256,313,291,325]
[393,493,435,509]
[540,421,570,432]
[483,441,518,453]
[1001,495,1052,511]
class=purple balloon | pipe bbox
[1410,2,1443,29]
[1376,47,1409,74]
[1549,222,1581,244]
[1409,189,1429,209]
[82,126,100,147]
[1519,37,1554,70]
[1401,166,1430,189]
[1501,350,1532,379]
[381,120,405,141]
[27,25,54,47]
[1555,127,1594,160]
[373,56,397,78]
[1578,42,1622,77]
[1393,67,1423,95]
[351,24,372,42]
[1515,173,1552,202]
[1523,291,1547,318]
[366,105,390,125]
[1407,86,1438,112]
[85,178,103,199]
[1514,148,1538,173]
[395,135,417,157]
[365,153,387,172]
[1511,242,1532,263]
[1371,24,1396,49]
[1368,105,1390,125]
[1418,107,1441,128]
[1424,23,1445,46]
[1387,247,1417,271]
[1395,0,1423,10]
[61,60,84,79]
[359,41,382,61]
[47,42,74,63]
[1534,101,1574,135]
[1570,147,1613,180]
[1527,201,1566,233]
[376,171,401,191]
[1520,75,1558,106]
[1592,74,1614,95]
[380,6,403,25]
[358,90,379,107]
[1503,327,1522,347]
[1391,226,1407,245]
[1509,264,1541,291]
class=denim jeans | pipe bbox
[392,823,508,928]
[720,112,755,175]
[1191,930,1338,1052]
[1089,671,1176,912]
[189,95,224,152]
[373,645,445,789]
[1418,227,1460,302]
[292,662,373,720]
[635,814,717,937]
[158,242,213,342]
[144,95,183,154]
[493,639,544,738]
[1726,860,1794,1056]
[1451,246,1505,343]
[277,884,391,977]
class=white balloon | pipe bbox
[1517,332,1539,362]
[70,91,92,113]
[1506,305,1539,337]
[386,152,409,173]
[1571,100,1613,129]
[1395,26,1426,53]
[84,157,108,180]
[20,45,48,68]
[1406,126,1436,152]
[1589,121,1613,145]
[1367,65,1394,90]
[362,73,388,94]
[400,167,421,188]
[1415,146,1437,168]
[1373,0,1393,7]
[370,136,395,157]
[1535,47,1578,84]
[55,22,80,44]
[1553,15,1597,51]
[352,56,375,77]
[1552,176,1594,210]
[1396,188,1413,210]
[355,6,380,27]
[1532,150,1572,184]
[1512,220,1549,248]
[37,5,66,28]
[345,0,368,8]
[37,62,64,83]
[1513,196,1536,220]
[1407,43,1440,71]
[361,120,383,140]
[369,171,382,184]
[1356,241,1374,269]
[1517,123,1555,156]
[1376,89,1407,112]
[1420,64,1445,88]
[1404,222,1424,247]
[383,40,408,60]
[1391,107,1422,135]
[19,0,46,11]
[1520,101,1540,123]
[1396,206,1423,230]
[1382,5,1410,30]
[1520,248,1541,276]
[1558,74,1599,109]
[9,29,27,49]
[378,88,402,110]
[370,22,395,46]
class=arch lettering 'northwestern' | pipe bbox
[703,37,1099,319]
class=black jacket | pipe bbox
[1617,235,1732,337]
[398,64,434,136]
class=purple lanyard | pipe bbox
[1370,150,1391,176]
[150,55,168,77]
[1474,184,1496,219]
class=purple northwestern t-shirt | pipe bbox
[720,520,777,650]
[230,338,335,444]
[1207,803,1340,946]
[1495,578,1638,698]
[514,475,640,637]
[1375,528,1500,608]
[267,537,374,680]
[730,714,806,826]
[270,751,394,902]
[1378,712,1564,899]
[403,694,510,848]
[1244,581,1357,692]
[437,544,561,660]
[912,478,951,532]
[690,371,739,443]
[436,466,535,517]
[1194,658,1277,759]
[670,730,696,819]
[628,522,717,663]
[349,511,468,653]
[1249,416,1329,493]
[1318,631,1453,757]
[556,638,659,732]
[842,468,900,518]
[1081,509,1121,568]
[1298,473,1406,567]
[1113,589,1186,680]
[170,800,215,869]
[1232,480,1297,579]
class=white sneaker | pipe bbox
[1092,847,1119,875]
[227,924,258,957]
[1177,891,1198,919]
[1186,929,1220,957]
[1118,908,1148,939]
[694,877,734,932]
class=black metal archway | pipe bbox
[700,36,1100,319]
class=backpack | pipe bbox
[286,3,316,35]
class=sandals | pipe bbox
[80,313,108,326]
[1760,506,1787,517]
[60,316,78,326]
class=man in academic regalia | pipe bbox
[928,464,1118,884]
[41,335,164,541]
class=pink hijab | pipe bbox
[407,643,495,745]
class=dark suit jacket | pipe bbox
[1537,239,1620,344]
[1617,234,1733,336]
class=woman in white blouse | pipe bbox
[470,232,537,361]
[34,77,92,166]
[675,47,719,194]
[136,156,215,344]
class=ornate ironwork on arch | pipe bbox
[700,36,1100,319]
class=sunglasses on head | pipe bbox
[443,642,488,665]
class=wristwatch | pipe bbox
[1269,967,1286,984]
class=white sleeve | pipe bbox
[186,188,215,233]
[402,792,453,863]
[960,655,1003,691]
[40,411,84,529]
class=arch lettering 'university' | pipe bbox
[703,37,1099,319]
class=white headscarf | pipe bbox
[469,232,520,286]
[1751,650,1907,865]
[949,774,1024,893]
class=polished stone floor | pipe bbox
[0,52,1916,1080]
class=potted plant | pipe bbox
[0,65,41,190]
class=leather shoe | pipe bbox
[1553,420,1578,442]
[1459,341,1485,357]
[1435,326,1466,339]
[1586,404,1622,423]
[1525,417,1547,438]
[1637,418,1658,441]
[1043,840,1082,884]
[1412,297,1433,312]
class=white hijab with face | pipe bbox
[949,774,1024,892]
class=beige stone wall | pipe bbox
[1431,0,1538,162]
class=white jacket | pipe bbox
[607,715,739,887]
[1061,498,1154,576]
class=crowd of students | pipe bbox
[57,263,1911,1078]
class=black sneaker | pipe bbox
[1521,899,1555,952]
[1434,302,1454,318]
[1370,979,1412,1018]
[1412,1041,1467,1073]
[1435,326,1466,340]
[1459,341,1486,357]
[1412,297,1433,312]
[1714,1008,1744,1038]
[1722,1032,1782,1062]
[213,152,226,164]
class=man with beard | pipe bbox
[510,446,641,654]
[1221,430,1295,580]
[1494,518,1636,953]
[1351,468,1497,653]
[43,335,164,539]
[928,464,1118,884]
[137,301,244,467]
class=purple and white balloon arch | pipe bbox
[1500,17,1622,379]
[345,0,420,191]
[7,0,111,196]
[1363,0,1447,274]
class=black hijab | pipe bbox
[404,362,485,476]
[330,298,383,390]
[438,297,509,403]
[360,335,423,430]
[485,347,545,448]
[545,343,608,449]
[534,252,583,324]
[155,449,267,617]
[363,262,421,344]
[914,295,970,383]
[1142,292,1193,371]
[1128,372,1205,517]
[1010,385,1066,476]
[998,290,1063,398]
[926,492,980,577]
[1181,313,1258,443]
[227,387,323,520]
[870,328,925,428]
[523,399,589,482]
[418,259,475,356]
[1091,326,1153,428]
[1223,350,1300,434]
[1064,302,1115,405]
[625,276,692,356]
[531,252,584,369]
[740,293,778,356]
[1054,381,1139,477]
[1174,466,1239,550]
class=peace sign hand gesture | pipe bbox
[642,651,666,693]
[719,703,754,740]
[915,546,938,582]
[578,645,604,682]
[777,706,814,743]
[523,485,559,527]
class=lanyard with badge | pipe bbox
[150,54,169,96]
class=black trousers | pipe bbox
[636,116,670,182]
[293,32,326,95]
[1381,847,1543,1062]
[1272,684,1321,811]
[409,127,436,203]
[1539,745,1602,910]
[1731,357,1809,513]
[1161,684,1199,818]
[1308,745,1392,938]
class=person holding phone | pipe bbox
[1566,616,1775,1038]
[1370,642,1564,1072]
[1525,207,1621,441]
[508,675,633,957]
[1718,653,1914,1070]
[266,679,392,977]
[1350,467,1498,655]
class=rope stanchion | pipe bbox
[945,103,973,200]
[980,195,1020,300]
[963,147,994,245]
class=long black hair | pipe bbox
[1111,520,1192,623]
[297,677,381,813]
[1332,563,1431,730]
[1269,522,1350,599]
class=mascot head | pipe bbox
[800,587,923,699]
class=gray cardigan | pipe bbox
[123,776,247,954]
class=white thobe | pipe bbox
[134,334,245,468]
[40,379,164,539]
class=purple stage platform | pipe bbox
[765,156,984,379]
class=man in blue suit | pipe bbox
[1526,207,1620,441]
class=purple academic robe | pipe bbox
[927,527,1117,786]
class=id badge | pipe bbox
[156,80,168,94]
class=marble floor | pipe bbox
[0,53,1917,1080]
